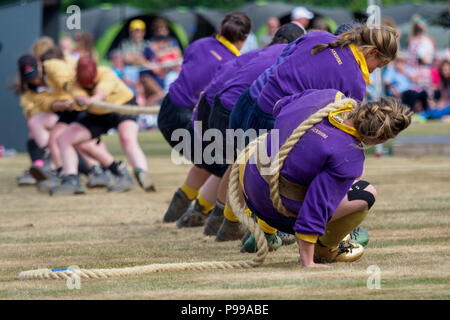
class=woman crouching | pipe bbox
[230,89,412,267]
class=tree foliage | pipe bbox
[60,0,449,13]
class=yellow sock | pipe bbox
[257,218,277,235]
[319,210,369,247]
[180,183,198,200]
[223,203,239,222]
[197,194,214,215]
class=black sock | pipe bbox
[77,153,91,175]
[27,139,43,162]
[107,161,120,175]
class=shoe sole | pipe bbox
[29,167,50,182]
[50,189,85,196]
[86,183,109,189]
[176,213,208,229]
[37,183,59,193]
[17,180,36,186]
[107,186,134,192]
[143,185,156,192]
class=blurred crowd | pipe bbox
[378,14,449,122]
[258,11,450,123]
[56,10,450,125]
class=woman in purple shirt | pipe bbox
[161,12,251,223]
[174,24,306,235]
[233,24,399,135]
[230,90,412,267]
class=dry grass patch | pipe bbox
[0,131,449,299]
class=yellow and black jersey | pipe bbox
[67,66,134,115]
[20,88,71,119]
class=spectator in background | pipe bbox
[383,51,429,113]
[310,17,330,32]
[240,31,258,54]
[407,15,436,67]
[119,19,149,66]
[259,17,280,48]
[434,59,450,109]
[291,6,314,30]
[142,17,182,92]
[59,34,78,64]
[418,59,450,120]
[116,19,150,105]
[32,36,55,62]
[110,49,143,98]
[74,31,97,61]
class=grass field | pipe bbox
[0,121,449,300]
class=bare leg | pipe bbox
[330,183,377,222]
[140,75,165,105]
[76,140,115,168]
[198,175,221,204]
[48,122,68,169]
[27,113,58,148]
[76,149,100,169]
[117,120,148,171]
[57,123,92,175]
[216,166,231,204]
[184,165,211,190]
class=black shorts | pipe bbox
[157,94,193,149]
[193,94,231,178]
[76,99,138,139]
[57,110,86,125]
[195,94,212,136]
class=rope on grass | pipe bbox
[18,136,269,281]
[18,98,356,281]
[88,101,161,115]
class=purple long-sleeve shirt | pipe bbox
[248,40,300,100]
[242,89,364,236]
[203,49,260,108]
[168,37,238,109]
[256,31,367,114]
[219,44,287,111]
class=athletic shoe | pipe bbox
[134,169,156,192]
[203,204,225,236]
[215,219,247,242]
[16,170,36,186]
[240,233,282,253]
[49,175,85,196]
[37,178,61,193]
[162,188,192,223]
[36,170,61,193]
[349,226,369,247]
[107,162,135,192]
[276,231,296,246]
[86,165,112,188]
[176,199,209,228]
[314,235,364,263]
[241,229,252,245]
